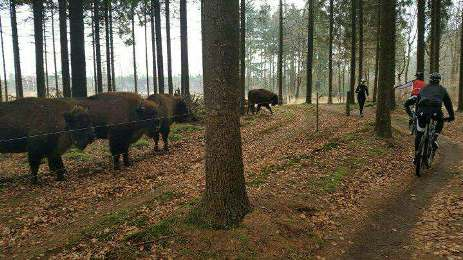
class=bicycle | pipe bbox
[415,115,450,177]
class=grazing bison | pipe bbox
[0,98,95,183]
[77,92,161,169]
[147,94,190,152]
[248,89,279,114]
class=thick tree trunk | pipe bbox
[33,0,46,98]
[416,0,425,74]
[180,0,190,99]
[58,0,70,97]
[51,5,59,96]
[373,0,380,103]
[349,0,356,104]
[278,0,283,104]
[132,6,138,94]
[153,0,165,93]
[69,0,87,97]
[109,0,116,90]
[358,0,364,84]
[10,0,23,98]
[104,0,112,92]
[430,0,441,73]
[458,13,463,112]
[239,0,246,114]
[328,0,333,104]
[150,0,158,94]
[0,14,7,101]
[94,0,103,93]
[165,0,173,95]
[144,3,150,95]
[200,0,250,228]
[306,0,314,104]
[375,0,395,138]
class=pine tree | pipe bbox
[430,0,441,72]
[165,0,173,95]
[328,0,334,104]
[33,0,46,98]
[69,0,87,97]
[58,0,70,97]
[153,0,165,93]
[306,0,314,104]
[278,0,284,104]
[180,0,190,99]
[10,0,23,98]
[416,0,425,74]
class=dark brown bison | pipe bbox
[146,94,190,152]
[248,89,279,114]
[0,98,95,183]
[77,92,161,169]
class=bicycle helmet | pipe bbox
[430,72,441,83]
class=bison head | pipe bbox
[136,100,161,135]
[64,105,95,150]
[271,95,279,106]
[175,99,191,123]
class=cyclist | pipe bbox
[402,72,426,132]
[356,79,369,116]
[414,72,455,154]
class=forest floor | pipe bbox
[0,104,462,259]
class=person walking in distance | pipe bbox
[356,79,369,116]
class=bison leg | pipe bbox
[161,128,170,152]
[48,155,66,181]
[257,104,262,113]
[28,154,41,184]
[153,132,160,152]
[264,104,273,115]
[123,151,132,167]
[112,154,121,170]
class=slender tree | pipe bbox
[306,0,314,104]
[200,0,250,228]
[94,0,103,93]
[180,0,190,99]
[144,1,150,95]
[33,0,46,98]
[69,0,87,97]
[150,0,158,94]
[43,19,49,97]
[165,0,173,94]
[104,0,112,92]
[416,0,425,74]
[373,0,380,102]
[358,0,364,84]
[375,0,396,138]
[239,0,246,113]
[278,0,283,104]
[0,14,7,101]
[109,0,116,90]
[92,13,97,93]
[153,0,165,93]
[132,3,138,93]
[58,0,70,97]
[430,0,441,72]
[328,0,333,104]
[458,12,463,111]
[10,0,23,98]
[51,3,59,96]
[349,0,357,103]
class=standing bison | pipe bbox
[248,89,279,114]
[147,94,190,152]
[0,98,95,183]
[77,92,161,169]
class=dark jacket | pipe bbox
[356,84,369,99]
[416,83,455,119]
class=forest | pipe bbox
[0,0,463,258]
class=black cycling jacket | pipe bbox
[416,83,455,119]
[356,84,369,99]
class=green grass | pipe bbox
[157,191,178,203]
[125,218,176,245]
[132,138,150,149]
[64,149,92,162]
[368,146,387,156]
[323,141,340,150]
[321,167,348,192]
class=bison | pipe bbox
[147,94,190,152]
[247,89,279,114]
[0,98,95,183]
[77,92,161,169]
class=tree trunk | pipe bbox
[0,14,7,101]
[375,0,395,138]
[104,0,112,92]
[33,0,46,98]
[51,4,59,96]
[165,0,173,95]
[358,0,364,84]
[328,0,333,104]
[150,0,158,94]
[200,0,250,228]
[458,12,463,111]
[306,0,314,104]
[430,0,441,73]
[239,0,246,114]
[416,0,425,74]
[10,0,23,98]
[58,0,70,97]
[92,14,97,94]
[132,5,138,93]
[94,0,103,93]
[278,0,283,104]
[180,0,190,100]
[373,0,380,103]
[349,0,356,104]
[69,0,87,97]
[109,0,116,90]
[153,0,165,93]
[145,2,150,95]
[43,19,49,97]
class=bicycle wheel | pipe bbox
[415,136,427,177]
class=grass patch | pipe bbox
[132,138,150,149]
[248,155,309,187]
[323,141,339,150]
[78,209,131,242]
[126,218,176,246]
[157,191,178,203]
[321,167,348,192]
[172,124,203,134]
[368,147,387,156]
[64,149,92,162]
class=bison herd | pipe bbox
[0,89,278,184]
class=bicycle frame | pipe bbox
[415,116,438,176]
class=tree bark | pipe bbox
[69,0,87,97]
[239,0,246,114]
[51,4,59,96]
[131,5,138,94]
[33,0,46,98]
[375,0,395,138]
[416,0,425,74]
[430,0,441,73]
[200,0,250,228]
[328,0,333,104]
[358,0,364,84]
[349,0,356,104]
[104,0,112,92]
[43,19,49,97]
[109,0,116,90]
[58,0,70,97]
[145,2,150,95]
[306,0,314,104]
[165,0,173,95]
[180,0,190,99]
[150,0,158,94]
[373,0,380,103]
[92,14,97,94]
[153,0,165,93]
[0,14,7,101]
[93,0,103,93]
[278,0,284,104]
[458,12,463,111]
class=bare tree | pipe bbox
[328,0,334,104]
[0,14,7,101]
[278,0,284,104]
[10,0,23,98]
[33,0,46,98]
[416,0,425,74]
[58,0,70,97]
[180,0,190,99]
[165,0,173,95]
[306,0,315,104]
[430,0,441,72]
[240,0,246,113]
[69,0,87,97]
[349,0,357,103]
